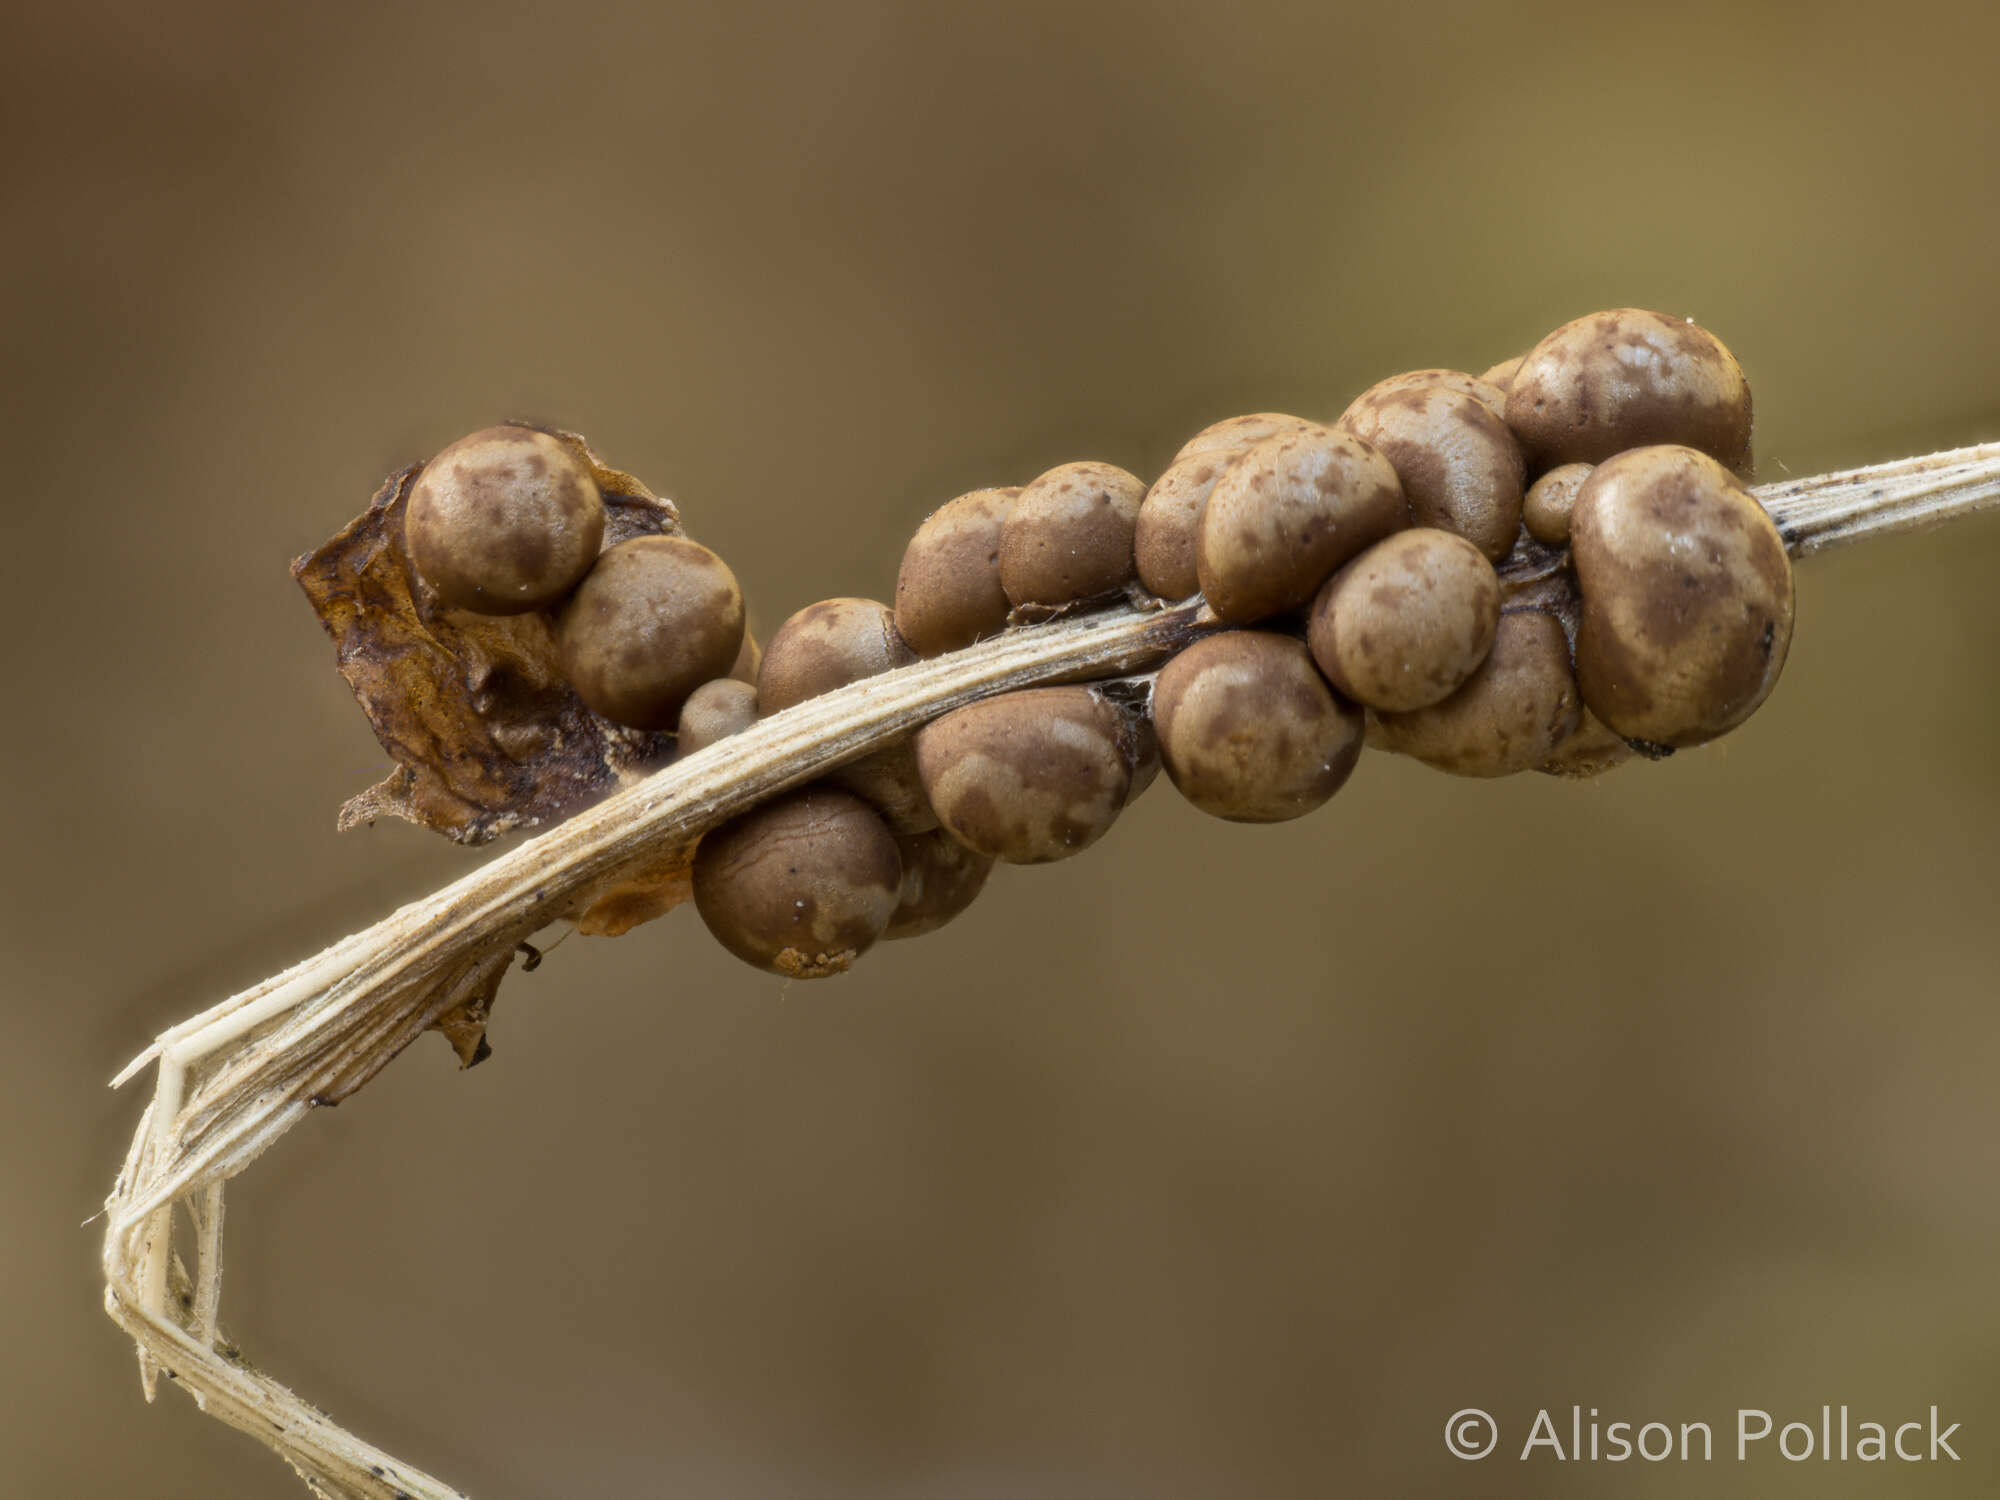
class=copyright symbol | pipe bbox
[1445,1408,1498,1460]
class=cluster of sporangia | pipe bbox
[401,308,1794,980]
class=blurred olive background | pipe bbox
[5,1,1998,1496]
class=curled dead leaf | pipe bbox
[293,427,687,846]
[295,427,713,1064]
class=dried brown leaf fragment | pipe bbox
[292,428,684,846]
